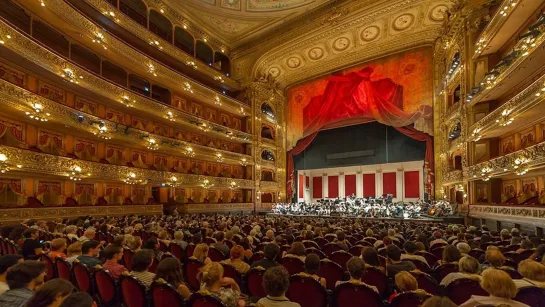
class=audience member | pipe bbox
[440,256,481,286]
[76,240,102,268]
[173,231,188,250]
[213,232,230,256]
[154,258,191,299]
[459,269,529,307]
[401,241,428,266]
[516,240,534,254]
[127,235,142,252]
[335,257,378,293]
[438,245,461,265]
[514,259,545,288]
[430,231,446,248]
[48,238,67,259]
[388,271,430,303]
[251,243,280,270]
[65,242,82,265]
[0,261,46,306]
[284,242,306,262]
[422,296,457,307]
[334,231,349,251]
[0,255,23,295]
[130,249,155,287]
[59,292,96,307]
[199,262,241,307]
[296,253,326,288]
[386,245,416,277]
[221,245,250,274]
[78,229,95,243]
[26,279,74,307]
[101,245,127,279]
[361,247,385,273]
[192,243,212,265]
[65,226,78,241]
[257,266,301,307]
[142,238,163,260]
[482,248,511,270]
[21,229,44,260]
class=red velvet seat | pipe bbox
[515,286,545,307]
[514,249,534,264]
[410,272,441,295]
[148,257,158,274]
[123,248,134,271]
[187,292,225,307]
[403,259,430,273]
[185,258,204,291]
[434,263,458,282]
[221,263,242,287]
[323,243,342,256]
[314,237,329,249]
[151,279,185,307]
[246,267,267,298]
[279,256,305,275]
[430,246,444,260]
[55,258,72,282]
[303,241,320,249]
[249,251,265,264]
[501,268,523,279]
[330,250,352,271]
[208,247,227,262]
[306,248,326,259]
[159,241,168,252]
[468,249,484,260]
[317,259,344,291]
[169,243,184,261]
[186,243,196,260]
[287,275,328,307]
[94,268,121,306]
[333,282,383,307]
[40,254,56,281]
[390,292,431,307]
[120,273,148,307]
[361,267,388,296]
[73,261,94,294]
[415,251,438,266]
[446,278,488,305]
[349,245,364,257]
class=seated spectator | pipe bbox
[513,259,545,288]
[415,242,426,252]
[438,245,461,266]
[53,224,66,237]
[531,244,545,262]
[191,243,211,265]
[377,236,393,253]
[102,245,128,279]
[21,228,44,260]
[297,253,326,288]
[157,230,171,246]
[77,240,102,268]
[26,278,74,307]
[440,256,481,286]
[456,242,471,256]
[173,231,188,250]
[222,245,250,274]
[335,231,349,251]
[143,238,163,261]
[130,249,156,288]
[482,248,512,271]
[422,296,457,307]
[401,241,428,266]
[48,238,68,259]
[78,228,96,243]
[386,245,416,278]
[361,247,386,273]
[241,238,253,259]
[213,232,230,256]
[251,243,280,270]
[335,257,378,293]
[451,233,465,246]
[154,258,191,299]
[284,242,306,262]
[257,266,301,307]
[59,292,96,307]
[65,226,78,241]
[459,269,529,307]
[112,235,127,248]
[430,231,447,248]
[199,262,242,307]
[0,261,46,306]
[516,240,534,254]
[65,242,82,265]
[0,255,23,295]
[388,271,430,303]
[127,236,142,252]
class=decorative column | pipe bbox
[356,171,363,198]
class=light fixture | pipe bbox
[183,82,193,93]
[92,32,107,49]
[214,76,224,83]
[215,96,221,106]
[239,107,245,115]
[69,166,90,181]
[124,172,144,185]
[216,153,223,163]
[0,32,12,45]
[185,146,195,157]
[0,154,11,173]
[186,61,197,69]
[240,158,248,166]
[226,131,234,139]
[201,178,213,189]
[197,122,209,132]
[516,168,529,176]
[165,176,179,187]
[149,39,163,50]
[39,0,45,6]
[148,63,157,76]
[120,95,135,107]
[26,103,50,122]
[229,181,238,190]
[166,111,175,121]
[93,125,112,140]
[61,68,82,84]
[146,138,159,150]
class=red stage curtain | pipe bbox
[305,176,310,189]
[287,132,319,198]
[312,177,322,199]
[383,172,397,197]
[363,174,376,197]
[404,171,420,198]
[298,174,304,199]
[328,176,339,198]
[345,175,356,196]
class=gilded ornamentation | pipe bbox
[360,26,380,42]
[393,14,415,31]
[469,204,545,224]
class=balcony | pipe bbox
[469,204,545,226]
[442,170,463,186]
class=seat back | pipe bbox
[323,243,342,256]
[501,268,522,279]
[361,267,388,296]
[303,241,319,249]
[416,251,438,266]
[410,272,441,295]
[246,267,267,298]
[221,263,242,286]
[317,259,344,291]
[123,248,134,271]
[185,258,204,291]
[430,246,444,260]
[515,286,545,307]
[330,251,352,271]
[41,254,56,281]
[120,273,148,307]
[73,261,93,293]
[467,249,484,259]
[279,257,304,275]
[287,275,328,307]
[434,263,458,281]
[390,292,431,307]
[446,278,488,305]
[187,292,225,307]
[56,258,72,282]
[159,241,168,252]
[349,245,364,257]
[169,243,184,261]
[151,279,185,307]
[306,248,326,259]
[403,259,430,273]
[208,247,226,262]
[94,268,119,305]
[515,249,535,264]
[314,237,328,249]
[250,251,265,264]
[186,243,196,260]
[333,282,383,307]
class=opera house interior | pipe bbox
[1,0,545,306]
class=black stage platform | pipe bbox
[265,213,465,225]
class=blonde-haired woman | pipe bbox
[192,243,211,265]
[459,269,529,307]
[200,262,243,307]
[514,259,545,288]
[389,271,430,303]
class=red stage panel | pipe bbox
[298,174,304,198]
[363,174,376,197]
[312,177,322,198]
[404,171,420,198]
[383,172,397,197]
[328,176,339,198]
[305,176,310,189]
[345,175,356,196]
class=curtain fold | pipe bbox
[286,131,318,199]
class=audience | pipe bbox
[388,271,430,302]
[251,243,280,270]
[221,245,250,274]
[440,256,481,286]
[482,248,511,270]
[361,247,385,273]
[26,279,74,307]
[59,292,96,307]
[130,249,156,287]
[284,242,306,262]
[76,240,102,268]
[213,232,230,256]
[78,229,95,243]
[127,236,142,252]
[48,239,67,260]
[65,242,82,264]
[335,257,378,293]
[173,231,188,250]
[192,243,212,265]
[257,266,301,307]
[459,269,529,307]
[438,245,461,266]
[199,262,242,307]
[422,296,457,307]
[154,258,191,299]
[514,259,545,288]
[0,261,46,306]
[0,255,23,295]
[297,253,326,288]
[401,241,429,266]
[386,245,416,277]
[21,229,44,260]
[101,245,127,279]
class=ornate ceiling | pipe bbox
[161,0,331,47]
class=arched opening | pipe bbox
[174,26,195,55]
[448,122,461,141]
[151,84,171,105]
[0,0,31,33]
[214,52,231,75]
[101,61,127,87]
[70,44,101,74]
[32,20,69,57]
[447,51,460,76]
[449,84,461,107]
[454,155,462,170]
[128,74,150,97]
[119,0,147,27]
[149,9,173,42]
[195,41,214,65]
[261,125,274,140]
[261,169,274,181]
[261,149,275,162]
[261,103,276,119]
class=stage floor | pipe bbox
[265,213,464,224]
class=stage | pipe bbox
[266,213,465,225]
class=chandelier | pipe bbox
[201,179,214,189]
[94,125,112,140]
[146,138,159,151]
[69,166,90,181]
[26,103,50,122]
[124,173,145,185]
[240,158,248,166]
[516,168,529,176]
[165,176,180,187]
[120,95,135,107]
[185,146,195,157]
